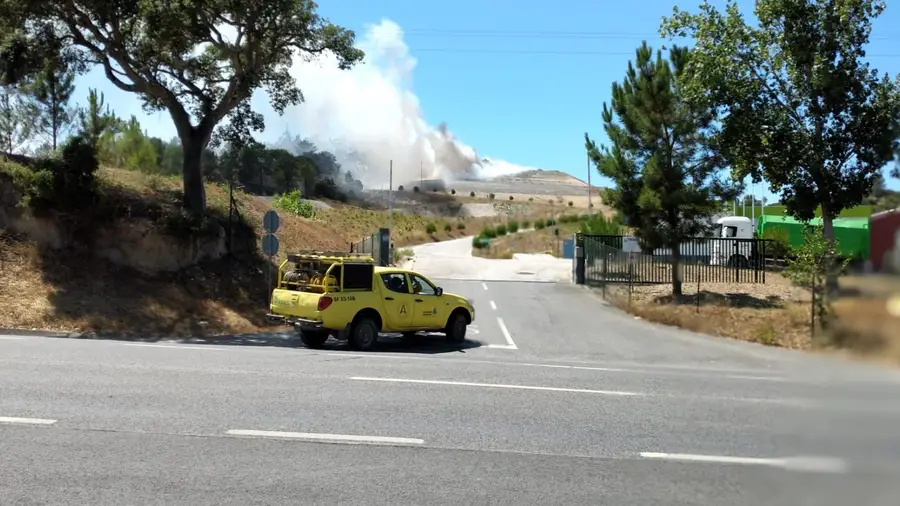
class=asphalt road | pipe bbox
[3,239,900,505]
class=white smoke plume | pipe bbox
[267,19,540,188]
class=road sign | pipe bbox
[262,234,280,256]
[263,210,280,234]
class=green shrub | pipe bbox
[273,189,315,218]
[443,222,452,232]
[522,220,531,228]
[413,186,420,193]
[580,213,623,235]
[545,218,556,226]
[21,135,100,212]
[528,197,534,201]
[509,195,514,200]
[496,224,508,236]
[535,219,546,229]
[398,185,404,191]
[472,235,488,248]
[508,220,519,233]
[481,226,497,238]
[568,201,573,206]
[469,191,475,197]
[456,222,466,230]
[450,189,456,195]
[489,193,495,200]
[426,222,437,234]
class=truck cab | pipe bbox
[710,216,756,267]
[267,251,475,350]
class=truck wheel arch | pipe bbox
[353,308,383,331]
[446,308,472,327]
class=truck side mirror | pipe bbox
[436,287,443,296]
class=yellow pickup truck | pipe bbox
[267,251,476,350]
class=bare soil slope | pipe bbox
[0,164,555,337]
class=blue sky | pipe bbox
[74,0,900,200]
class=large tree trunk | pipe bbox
[181,132,208,215]
[820,206,840,292]
[671,241,683,301]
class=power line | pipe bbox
[410,47,900,58]
[402,27,900,41]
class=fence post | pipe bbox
[378,228,390,266]
[575,233,585,285]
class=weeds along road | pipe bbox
[2,236,900,505]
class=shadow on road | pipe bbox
[54,330,484,354]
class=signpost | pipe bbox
[262,210,280,306]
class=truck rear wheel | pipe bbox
[299,330,329,349]
[445,312,468,344]
[349,318,379,351]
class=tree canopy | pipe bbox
[586,42,737,297]
[0,0,365,213]
[661,0,900,241]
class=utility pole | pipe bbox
[587,151,593,215]
[388,160,393,232]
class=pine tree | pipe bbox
[0,85,35,154]
[27,58,75,150]
[78,88,116,146]
[585,42,737,298]
[116,116,159,173]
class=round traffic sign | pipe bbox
[263,210,280,234]
[262,234,280,257]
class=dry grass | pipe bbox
[473,222,582,259]
[596,273,900,363]
[0,231,274,337]
[0,165,565,337]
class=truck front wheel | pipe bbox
[299,330,330,349]
[445,312,468,344]
[349,318,379,351]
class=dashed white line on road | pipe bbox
[225,430,425,446]
[497,317,517,349]
[481,282,488,290]
[123,343,228,351]
[351,377,643,397]
[0,416,57,425]
[639,452,847,473]
[489,300,497,311]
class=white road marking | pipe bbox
[497,317,517,349]
[351,377,643,396]
[226,430,424,446]
[123,343,228,351]
[481,282,488,290]
[489,300,497,311]
[0,416,57,425]
[639,452,847,473]
[324,353,798,382]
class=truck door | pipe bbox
[379,273,415,330]
[408,273,444,329]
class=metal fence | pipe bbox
[350,232,381,259]
[582,235,771,285]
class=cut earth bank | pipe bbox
[0,163,561,338]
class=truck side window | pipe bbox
[409,274,436,296]
[381,273,409,294]
[724,226,738,238]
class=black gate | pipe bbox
[581,235,770,285]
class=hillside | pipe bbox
[0,160,559,338]
[444,169,606,209]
